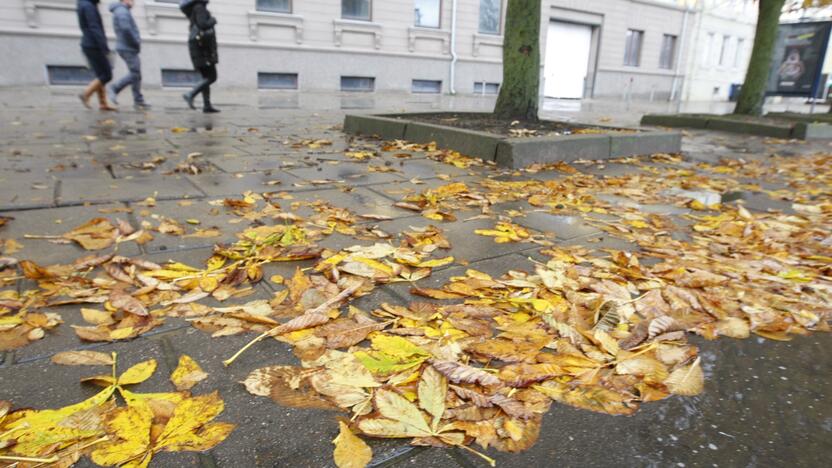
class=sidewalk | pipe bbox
[0,88,830,468]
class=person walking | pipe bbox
[107,0,150,110]
[180,0,219,113]
[77,0,116,111]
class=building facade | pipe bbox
[0,0,756,101]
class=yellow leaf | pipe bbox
[170,355,209,391]
[664,357,704,396]
[418,365,447,431]
[357,389,432,438]
[534,381,637,415]
[155,391,233,452]
[91,402,153,467]
[118,359,157,386]
[333,421,372,468]
[414,256,454,268]
[81,308,114,326]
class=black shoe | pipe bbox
[134,102,151,111]
[203,106,220,114]
[182,93,196,110]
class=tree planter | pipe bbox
[344,112,682,169]
[641,113,832,140]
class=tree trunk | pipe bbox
[733,0,786,116]
[493,0,541,121]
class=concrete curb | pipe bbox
[344,113,682,168]
[640,113,832,140]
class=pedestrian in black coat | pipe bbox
[180,0,219,113]
[77,0,116,111]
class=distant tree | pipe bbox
[734,0,788,115]
[493,0,541,121]
[734,0,832,115]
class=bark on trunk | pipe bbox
[493,0,541,121]
[733,0,786,116]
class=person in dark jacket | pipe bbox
[77,0,116,111]
[107,0,149,110]
[180,0,219,113]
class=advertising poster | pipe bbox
[767,22,832,96]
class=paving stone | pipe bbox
[58,174,204,205]
[286,161,406,187]
[512,212,600,240]
[132,199,242,253]
[0,175,55,210]
[0,203,140,265]
[209,154,308,173]
[187,171,302,197]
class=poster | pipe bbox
[767,21,831,96]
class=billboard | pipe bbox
[767,21,832,96]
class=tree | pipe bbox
[493,0,541,121]
[734,0,787,115]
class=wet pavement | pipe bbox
[0,88,830,467]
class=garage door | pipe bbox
[544,21,593,99]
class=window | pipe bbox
[341,76,375,92]
[659,34,677,69]
[342,0,371,21]
[161,69,201,87]
[703,32,715,66]
[474,82,500,95]
[719,35,730,66]
[734,38,745,68]
[415,0,440,28]
[412,79,442,93]
[46,65,93,85]
[478,0,501,35]
[256,0,291,13]
[623,29,643,67]
[258,72,298,90]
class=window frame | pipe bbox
[719,34,731,67]
[341,76,376,92]
[478,0,503,35]
[342,0,373,21]
[160,68,201,88]
[474,81,500,95]
[412,79,442,94]
[733,38,745,68]
[623,29,644,67]
[414,0,442,29]
[256,0,292,14]
[258,72,299,90]
[659,34,677,70]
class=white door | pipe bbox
[544,21,593,99]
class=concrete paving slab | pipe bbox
[58,175,204,205]
[0,175,55,210]
[513,212,600,240]
[286,162,406,188]
[0,203,140,264]
[132,199,242,254]
[187,172,302,197]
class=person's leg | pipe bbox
[87,48,115,110]
[108,51,132,105]
[80,78,101,108]
[202,66,219,113]
[122,52,145,106]
[184,66,212,110]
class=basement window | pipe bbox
[412,79,442,94]
[46,65,93,85]
[341,76,375,92]
[161,69,201,87]
[258,72,299,90]
[474,81,500,95]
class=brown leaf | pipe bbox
[109,290,148,316]
[51,350,114,366]
[430,359,501,387]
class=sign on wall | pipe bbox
[767,21,832,96]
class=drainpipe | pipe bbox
[670,5,691,102]
[449,0,458,94]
